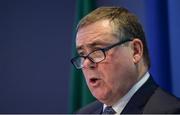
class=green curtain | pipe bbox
[69,0,96,113]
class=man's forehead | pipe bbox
[75,20,119,50]
[76,33,118,51]
[76,38,106,50]
[76,19,113,38]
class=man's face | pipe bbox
[76,20,138,105]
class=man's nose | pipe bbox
[83,58,96,69]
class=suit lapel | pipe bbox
[92,101,103,114]
[121,77,158,114]
[93,106,103,114]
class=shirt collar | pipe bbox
[103,72,150,114]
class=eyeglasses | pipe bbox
[71,39,132,69]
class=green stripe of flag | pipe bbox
[69,0,96,113]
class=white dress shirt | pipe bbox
[103,72,150,114]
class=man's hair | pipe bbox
[77,7,150,68]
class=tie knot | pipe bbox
[103,106,116,114]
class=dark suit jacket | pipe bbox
[77,77,180,114]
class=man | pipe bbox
[71,7,180,114]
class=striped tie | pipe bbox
[103,106,116,114]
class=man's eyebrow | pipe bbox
[76,40,109,51]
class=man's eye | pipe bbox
[78,47,102,56]
[78,52,85,56]
[92,47,102,50]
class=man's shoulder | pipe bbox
[154,87,180,103]
[144,87,180,113]
[155,87,180,103]
[76,100,103,114]
[122,76,180,114]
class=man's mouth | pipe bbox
[89,78,101,86]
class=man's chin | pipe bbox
[92,92,111,104]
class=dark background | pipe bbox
[0,0,180,113]
[0,0,75,113]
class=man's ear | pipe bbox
[131,38,143,64]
